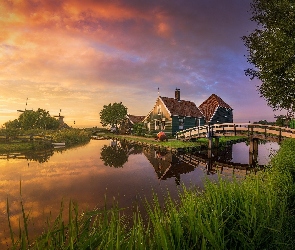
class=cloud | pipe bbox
[0,0,280,127]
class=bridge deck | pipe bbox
[176,123,295,141]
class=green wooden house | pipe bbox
[143,89,205,136]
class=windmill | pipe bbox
[17,98,32,113]
[54,109,65,125]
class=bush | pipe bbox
[51,129,91,146]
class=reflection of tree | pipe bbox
[24,149,54,163]
[100,143,129,168]
[0,149,55,163]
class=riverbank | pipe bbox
[105,134,247,152]
[0,128,91,153]
[7,138,295,249]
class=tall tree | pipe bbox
[242,0,295,112]
[99,102,127,129]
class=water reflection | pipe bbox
[100,140,142,168]
[0,149,55,163]
[0,139,279,249]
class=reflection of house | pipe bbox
[143,89,205,136]
[142,148,195,185]
[199,94,233,124]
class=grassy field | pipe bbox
[0,128,91,153]
[6,138,295,249]
[107,134,246,150]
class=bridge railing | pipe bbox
[176,123,295,140]
[176,125,208,139]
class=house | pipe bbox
[120,114,146,134]
[199,94,233,124]
[143,89,205,136]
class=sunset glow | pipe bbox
[0,0,284,128]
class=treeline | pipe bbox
[4,108,62,130]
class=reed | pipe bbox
[7,139,295,249]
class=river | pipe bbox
[0,139,279,248]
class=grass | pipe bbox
[0,128,91,153]
[6,139,295,249]
[108,134,246,150]
[0,142,40,152]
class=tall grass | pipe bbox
[7,139,295,249]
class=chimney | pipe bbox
[175,88,180,101]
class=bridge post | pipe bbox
[249,137,258,166]
[208,137,213,150]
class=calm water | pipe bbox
[0,139,279,248]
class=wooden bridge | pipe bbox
[176,123,295,142]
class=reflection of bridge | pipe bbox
[143,144,262,185]
[176,123,295,142]
[175,151,263,179]
[176,123,288,167]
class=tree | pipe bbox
[4,108,60,130]
[99,102,127,129]
[242,0,295,113]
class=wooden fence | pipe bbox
[176,123,295,141]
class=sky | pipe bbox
[0,0,285,128]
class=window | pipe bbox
[157,105,161,115]
[179,118,184,130]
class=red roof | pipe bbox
[127,115,145,124]
[160,96,204,117]
[199,94,232,122]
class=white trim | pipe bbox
[159,97,172,117]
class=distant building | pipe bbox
[121,114,146,134]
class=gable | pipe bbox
[199,94,232,122]
[143,96,171,122]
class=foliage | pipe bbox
[4,109,60,130]
[242,0,295,112]
[99,102,127,128]
[51,129,91,146]
[290,119,295,129]
[275,115,290,127]
[253,119,275,125]
[132,122,145,136]
[0,129,91,155]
